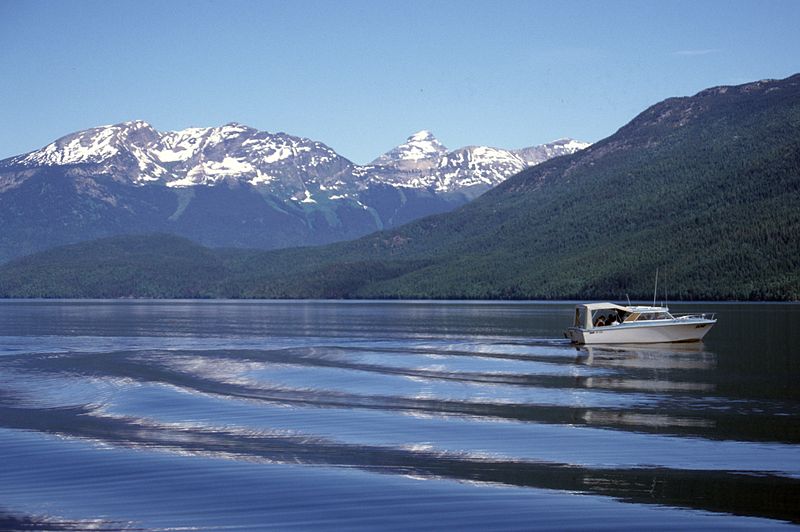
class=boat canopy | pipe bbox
[573,303,627,329]
[572,302,672,330]
[577,302,630,312]
[576,303,669,313]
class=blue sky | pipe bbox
[1,0,799,163]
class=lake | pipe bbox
[0,300,798,530]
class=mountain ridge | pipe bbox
[2,122,587,192]
[0,125,588,262]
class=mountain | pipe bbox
[370,130,448,168]
[364,131,588,195]
[2,74,798,300]
[0,124,587,262]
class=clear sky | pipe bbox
[1,0,799,164]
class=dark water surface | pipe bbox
[0,300,798,530]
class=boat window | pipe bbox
[591,310,623,327]
[635,312,671,321]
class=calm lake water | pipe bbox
[0,300,798,530]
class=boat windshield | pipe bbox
[635,312,673,321]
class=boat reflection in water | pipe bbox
[573,343,718,429]
[576,342,715,369]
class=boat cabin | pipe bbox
[573,303,674,330]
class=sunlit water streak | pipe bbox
[0,300,798,529]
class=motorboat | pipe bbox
[564,302,716,344]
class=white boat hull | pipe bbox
[566,319,715,345]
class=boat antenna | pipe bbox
[652,267,659,307]
[626,293,631,306]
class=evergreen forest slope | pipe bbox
[2,74,799,300]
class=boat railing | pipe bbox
[673,312,716,321]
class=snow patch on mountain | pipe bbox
[168,156,259,187]
[514,138,591,166]
[556,138,591,151]
[435,146,527,191]
[152,127,212,163]
[244,138,312,164]
[297,189,316,203]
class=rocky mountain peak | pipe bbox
[408,129,437,142]
[370,130,448,166]
[11,120,162,176]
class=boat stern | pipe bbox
[564,327,585,344]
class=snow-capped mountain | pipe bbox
[370,130,448,169]
[3,122,587,198]
[0,121,588,262]
[362,131,589,195]
[12,120,167,184]
[6,121,355,199]
[514,138,592,166]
